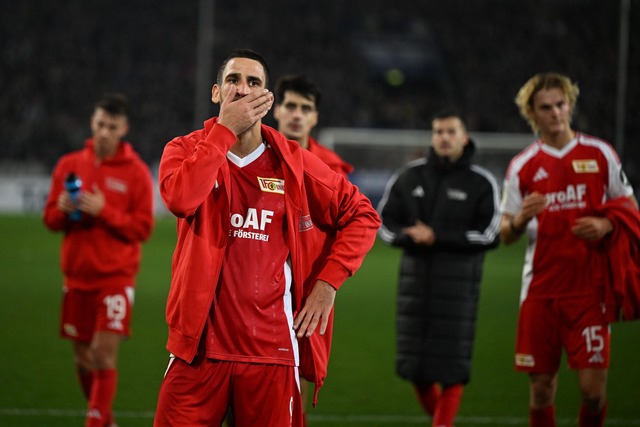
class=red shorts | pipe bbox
[154,357,303,427]
[515,296,610,373]
[60,285,134,342]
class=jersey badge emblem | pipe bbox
[258,177,285,194]
[572,160,599,173]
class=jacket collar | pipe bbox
[426,138,476,172]
[260,124,304,210]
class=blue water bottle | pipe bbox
[64,173,82,221]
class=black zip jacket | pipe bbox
[377,140,500,385]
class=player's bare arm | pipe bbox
[501,192,546,244]
[293,280,336,338]
[218,86,274,136]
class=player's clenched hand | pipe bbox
[520,192,547,221]
[571,216,613,241]
[403,220,436,246]
[57,191,75,214]
[78,184,105,217]
[293,280,336,338]
[218,86,274,136]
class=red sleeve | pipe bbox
[97,161,154,243]
[302,153,381,290]
[42,157,70,231]
[159,122,237,217]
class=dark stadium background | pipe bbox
[2,3,640,425]
[1,0,638,193]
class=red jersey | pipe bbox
[159,119,381,403]
[200,144,298,366]
[43,139,154,290]
[501,133,634,301]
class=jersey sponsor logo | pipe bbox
[230,208,274,241]
[515,353,535,367]
[411,185,425,197]
[447,188,467,201]
[258,177,285,194]
[63,323,79,337]
[533,167,549,182]
[572,159,599,173]
[105,177,128,193]
[588,352,605,364]
[299,214,314,232]
[545,184,587,212]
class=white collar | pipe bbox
[227,142,266,167]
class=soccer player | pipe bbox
[378,110,501,427]
[500,72,637,427]
[272,73,352,426]
[43,93,154,427]
[273,74,353,178]
[153,49,380,427]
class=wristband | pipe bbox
[509,217,526,235]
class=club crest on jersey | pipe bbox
[258,177,285,194]
[572,159,599,173]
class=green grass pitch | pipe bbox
[0,214,638,426]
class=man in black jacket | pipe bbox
[378,111,500,427]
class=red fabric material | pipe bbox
[158,119,381,404]
[307,136,353,177]
[414,383,441,416]
[432,384,463,427]
[595,197,640,322]
[530,405,556,427]
[61,285,134,341]
[77,370,93,400]
[578,401,607,427]
[42,139,154,290]
[154,358,303,427]
[86,368,117,427]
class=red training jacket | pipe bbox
[307,136,354,178]
[43,139,154,290]
[158,119,380,404]
[596,197,640,322]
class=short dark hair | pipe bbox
[216,49,271,87]
[274,74,321,107]
[432,109,467,131]
[95,93,129,117]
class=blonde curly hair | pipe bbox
[514,72,580,133]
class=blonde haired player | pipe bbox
[501,72,637,427]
